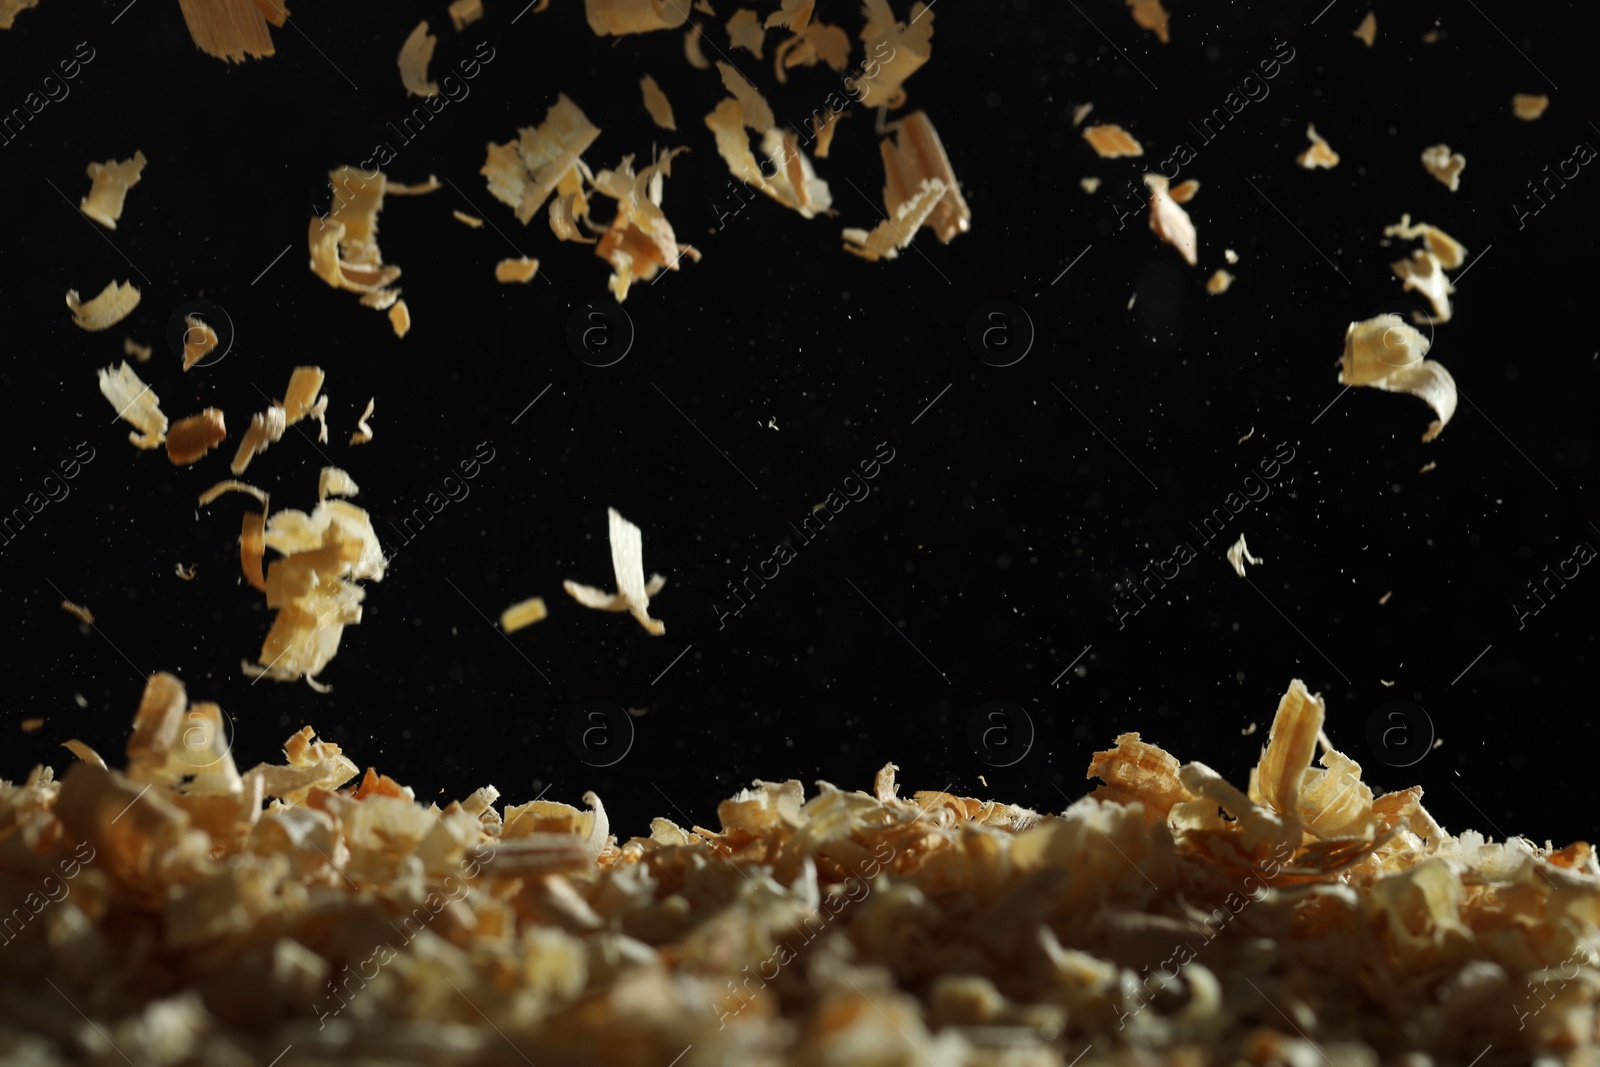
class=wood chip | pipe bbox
[1080,177,1101,194]
[452,209,485,228]
[1206,269,1234,294]
[166,409,228,466]
[771,19,847,82]
[1127,0,1169,42]
[350,397,375,445]
[1072,103,1093,126]
[811,107,846,157]
[1339,315,1457,441]
[1226,535,1262,577]
[501,597,549,632]
[1297,123,1340,169]
[389,299,411,337]
[123,337,153,362]
[176,0,286,62]
[79,151,147,229]
[640,74,676,130]
[180,313,219,371]
[97,361,167,449]
[1352,10,1375,46]
[1512,94,1549,121]
[584,0,690,36]
[495,257,540,283]
[1145,172,1197,265]
[725,7,764,56]
[1083,124,1143,158]
[879,111,971,245]
[482,94,601,224]
[68,280,141,331]
[447,0,483,30]
[852,0,934,109]
[684,22,711,68]
[176,563,198,580]
[563,507,667,635]
[842,178,947,262]
[19,718,43,733]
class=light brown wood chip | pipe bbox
[80,151,147,230]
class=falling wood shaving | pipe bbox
[1339,315,1457,442]
[764,0,812,28]
[318,466,359,501]
[1080,177,1101,194]
[705,98,830,220]
[1127,0,1169,42]
[550,192,596,243]
[19,718,43,733]
[1421,144,1465,191]
[1297,123,1340,169]
[1225,248,1239,263]
[181,314,219,371]
[563,507,667,635]
[1379,591,1393,604]
[97,362,167,450]
[1145,172,1197,265]
[1083,124,1143,158]
[176,563,197,580]
[1207,269,1234,294]
[482,95,601,224]
[592,147,699,301]
[1512,94,1549,120]
[1353,10,1375,46]
[386,176,441,195]
[1170,179,1199,203]
[1072,103,1093,126]
[0,0,41,29]
[453,210,484,228]
[176,0,287,62]
[350,397,375,445]
[166,409,228,466]
[716,61,775,131]
[61,601,95,625]
[725,7,764,56]
[852,0,934,109]
[1384,215,1467,323]
[447,0,482,30]
[584,0,689,36]
[811,107,846,157]
[67,281,141,332]
[59,738,107,768]
[123,337,152,363]
[496,257,540,283]
[640,74,676,130]
[389,300,411,337]
[501,597,549,633]
[307,166,404,315]
[879,111,970,245]
[1226,535,1262,577]
[842,178,947,262]
[79,151,147,230]
[398,21,440,96]
[772,19,848,82]
[684,23,711,68]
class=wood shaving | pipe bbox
[716,61,775,131]
[19,717,43,733]
[398,21,440,96]
[764,0,811,29]
[0,0,40,29]
[501,597,549,632]
[1206,269,1234,294]
[1079,176,1101,194]
[386,175,441,195]
[67,280,141,331]
[350,397,375,445]
[1145,172,1197,265]
[176,0,286,62]
[1082,124,1143,158]
[705,98,831,221]
[97,361,167,450]
[1379,591,1393,604]
[1421,143,1466,191]
[59,738,106,768]
[447,0,483,30]
[389,299,411,337]
[452,209,485,228]
[878,111,971,245]
[481,95,601,224]
[772,19,848,82]
[811,107,846,157]
[1353,10,1375,46]
[591,147,699,300]
[842,177,946,262]
[231,405,287,475]
[495,257,540,283]
[639,74,676,130]
[283,366,329,438]
[4,675,1600,1063]
[852,0,934,109]
[1226,535,1262,577]
[1296,122,1340,169]
[317,467,359,501]
[180,313,219,371]
[1419,460,1437,473]
[1072,102,1093,126]
[684,22,711,68]
[1340,315,1457,442]
[166,408,227,466]
[123,336,153,362]
[1224,247,1239,263]
[584,0,689,36]
[550,191,596,243]
[61,600,95,625]
[1127,0,1170,42]
[726,7,764,56]
[79,151,147,229]
[197,479,268,508]
[176,563,198,580]
[563,507,666,635]
[1170,178,1199,203]
[307,166,403,313]
[1513,93,1549,120]
[1384,215,1467,323]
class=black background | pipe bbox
[0,1,1592,849]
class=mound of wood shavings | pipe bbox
[3,676,1597,1066]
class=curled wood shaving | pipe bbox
[386,175,441,195]
[1082,124,1142,158]
[61,600,95,624]
[716,61,775,132]
[68,280,141,331]
[879,111,970,244]
[80,151,147,230]
[763,0,812,29]
[773,19,848,82]
[1072,102,1093,126]
[1339,315,1457,441]
[1169,178,1199,203]
[563,507,666,635]
[398,21,440,96]
[180,314,219,371]
[60,739,107,769]
[166,409,227,466]
[811,107,847,157]
[1296,123,1340,169]
[1225,534,1262,577]
[176,563,197,580]
[549,191,596,243]
[198,479,268,508]
[584,0,689,36]
[592,147,698,300]
[684,22,711,68]
[852,0,934,109]
[639,74,676,130]
[1384,213,1465,270]
[317,467,359,501]
[307,166,403,312]
[230,405,287,475]
[97,361,167,449]
[350,397,375,445]
[1145,172,1197,265]
[842,177,946,261]
[177,0,286,62]
[241,512,267,593]
[1421,143,1466,191]
[482,95,602,224]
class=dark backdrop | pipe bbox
[1,0,1593,849]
